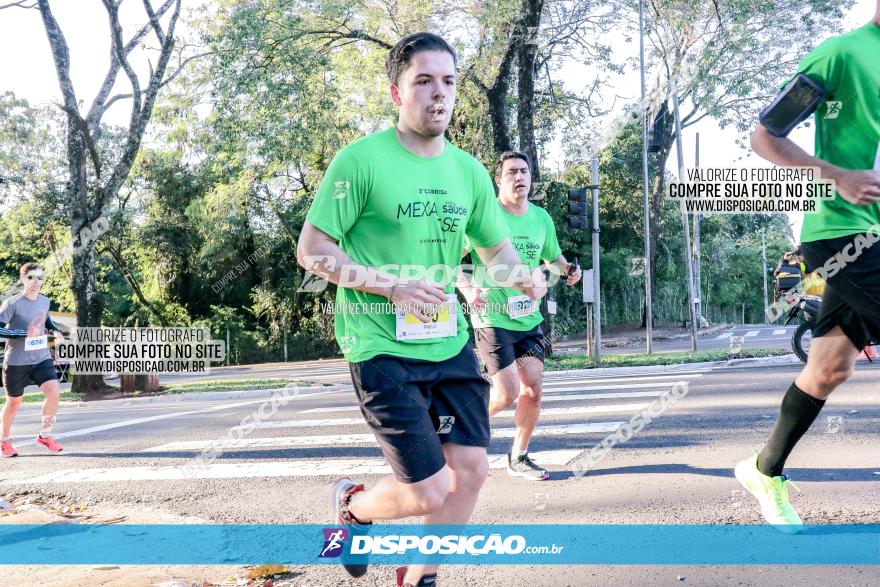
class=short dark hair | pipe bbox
[386,32,458,85]
[495,151,531,176]
[20,262,43,279]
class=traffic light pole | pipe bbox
[590,154,601,367]
[639,0,654,354]
[567,156,601,366]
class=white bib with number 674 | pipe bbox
[25,335,48,351]
[507,295,538,319]
[396,294,458,341]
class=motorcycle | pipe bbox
[782,292,878,363]
[781,292,823,363]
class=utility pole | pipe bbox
[761,228,769,323]
[693,133,702,328]
[670,78,699,352]
[591,154,601,367]
[639,0,654,354]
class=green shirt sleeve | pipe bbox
[304,147,368,240]
[465,164,507,249]
[540,209,562,262]
[782,37,843,97]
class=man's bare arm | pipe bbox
[473,238,547,300]
[296,222,447,322]
[751,124,880,206]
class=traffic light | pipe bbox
[567,187,589,231]
[647,102,670,152]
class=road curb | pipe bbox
[547,354,800,377]
[58,383,350,407]
[723,354,802,368]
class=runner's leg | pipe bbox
[511,356,544,455]
[488,363,519,415]
[1,395,22,439]
[38,377,61,438]
[348,467,450,521]
[759,326,859,476]
[401,443,488,584]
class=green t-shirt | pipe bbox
[792,23,880,242]
[305,127,507,363]
[467,202,561,331]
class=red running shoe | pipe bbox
[1,440,18,458]
[36,435,63,453]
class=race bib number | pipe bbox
[396,294,458,341]
[25,335,48,351]
[507,295,538,319]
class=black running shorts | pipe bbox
[802,231,880,350]
[348,342,491,484]
[474,324,546,376]
[2,359,58,398]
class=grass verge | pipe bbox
[545,347,792,371]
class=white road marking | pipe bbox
[300,390,666,414]
[492,422,623,438]
[540,391,664,403]
[773,328,787,335]
[9,390,341,448]
[10,450,585,483]
[141,421,624,452]
[744,330,760,337]
[542,382,681,394]
[242,403,647,429]
[715,332,733,339]
[496,403,650,418]
[543,373,705,384]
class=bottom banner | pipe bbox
[0,524,878,565]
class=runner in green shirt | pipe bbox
[458,151,581,481]
[297,33,546,586]
[735,8,880,533]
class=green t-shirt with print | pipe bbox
[791,23,880,242]
[467,202,561,331]
[305,127,508,363]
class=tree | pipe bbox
[1,0,185,393]
[626,0,850,324]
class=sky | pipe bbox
[1,0,875,237]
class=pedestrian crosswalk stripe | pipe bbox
[543,373,705,384]
[773,328,787,335]
[716,332,734,339]
[542,382,680,394]
[300,390,666,414]
[744,330,759,337]
[239,403,648,430]
[496,403,650,418]
[141,421,625,452]
[11,449,586,483]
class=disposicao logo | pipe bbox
[319,528,349,558]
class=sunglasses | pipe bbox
[25,274,45,282]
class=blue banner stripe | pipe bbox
[0,524,878,565]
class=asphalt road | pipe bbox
[2,358,878,586]
[151,324,799,388]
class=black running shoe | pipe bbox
[330,478,372,577]
[507,453,549,480]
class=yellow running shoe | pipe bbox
[734,451,804,534]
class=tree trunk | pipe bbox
[120,373,160,393]
[516,0,543,187]
[70,239,110,394]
